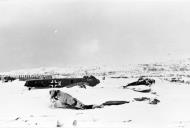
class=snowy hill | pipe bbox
[0,58,190,127]
[1,58,190,79]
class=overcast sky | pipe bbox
[0,0,190,71]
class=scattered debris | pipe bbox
[134,97,160,105]
[127,85,151,93]
[50,90,129,109]
[170,77,184,83]
[56,120,63,127]
[165,77,186,84]
[1,76,16,82]
[151,92,158,95]
[102,101,129,106]
[123,77,155,88]
[134,97,150,101]
[123,77,155,94]
[14,117,21,121]
[73,120,77,126]
[149,98,160,105]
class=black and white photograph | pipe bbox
[0,0,190,127]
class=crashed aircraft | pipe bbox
[24,75,100,89]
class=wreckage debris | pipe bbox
[49,90,129,110]
[25,75,100,89]
[73,120,77,126]
[56,120,63,128]
[165,77,185,83]
[1,76,16,82]
[149,98,160,104]
[127,85,151,93]
[123,77,155,93]
[123,77,155,88]
[133,97,150,101]
[50,90,102,109]
[101,101,129,106]
[134,97,160,105]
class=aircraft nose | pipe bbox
[96,79,100,84]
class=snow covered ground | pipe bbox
[0,76,190,128]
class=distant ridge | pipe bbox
[1,58,190,78]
